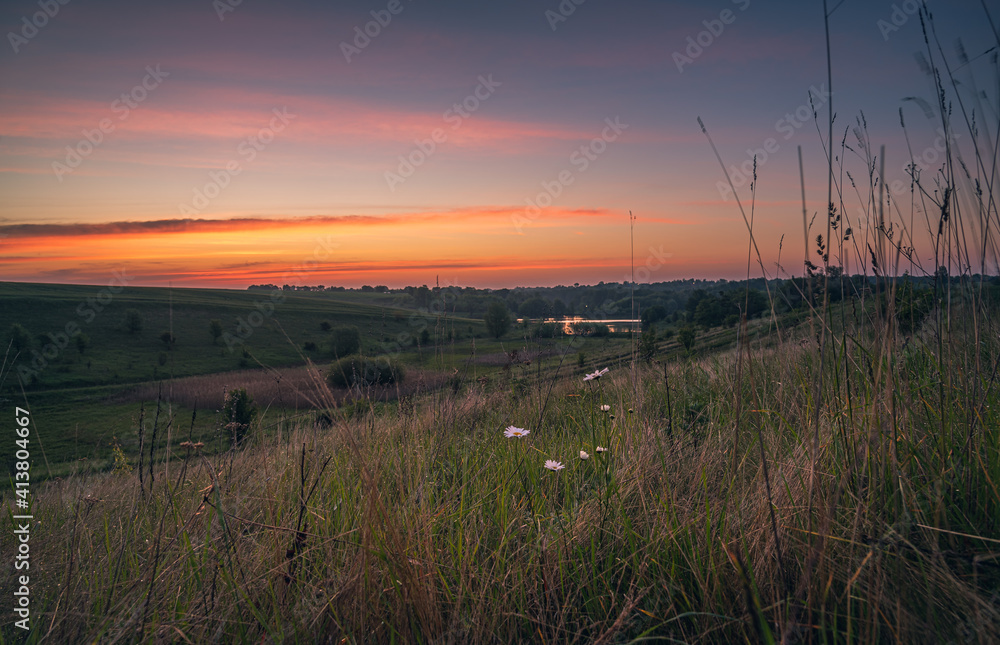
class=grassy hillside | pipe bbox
[7,281,708,476]
[0,282,484,390]
[0,282,500,475]
[1,296,997,642]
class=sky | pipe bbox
[0,0,996,289]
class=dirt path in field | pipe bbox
[107,363,450,410]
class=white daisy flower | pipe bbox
[504,426,530,438]
[600,405,611,412]
[596,446,607,453]
[579,450,590,460]
[544,460,565,471]
[583,367,610,382]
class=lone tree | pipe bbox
[7,323,31,352]
[484,301,512,339]
[160,331,176,349]
[329,325,361,358]
[209,319,223,345]
[125,309,143,334]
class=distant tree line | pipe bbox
[241,273,1000,342]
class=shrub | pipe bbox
[639,326,657,362]
[678,325,697,351]
[328,325,361,358]
[222,387,257,445]
[7,323,31,352]
[532,322,561,338]
[125,309,143,334]
[571,322,605,336]
[895,284,935,335]
[209,319,223,344]
[327,356,404,388]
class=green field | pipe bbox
[0,279,919,478]
[0,282,479,472]
[0,281,471,388]
[4,281,697,476]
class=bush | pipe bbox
[327,356,404,388]
[222,388,257,445]
[209,319,223,344]
[7,323,31,352]
[125,309,143,334]
[639,326,657,362]
[532,322,561,338]
[571,322,611,337]
[678,325,697,351]
[328,325,361,358]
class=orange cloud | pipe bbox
[0,207,627,239]
[1,207,661,287]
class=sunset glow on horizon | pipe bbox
[1,0,995,289]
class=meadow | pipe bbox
[1,283,998,642]
[0,279,742,478]
[2,5,999,642]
